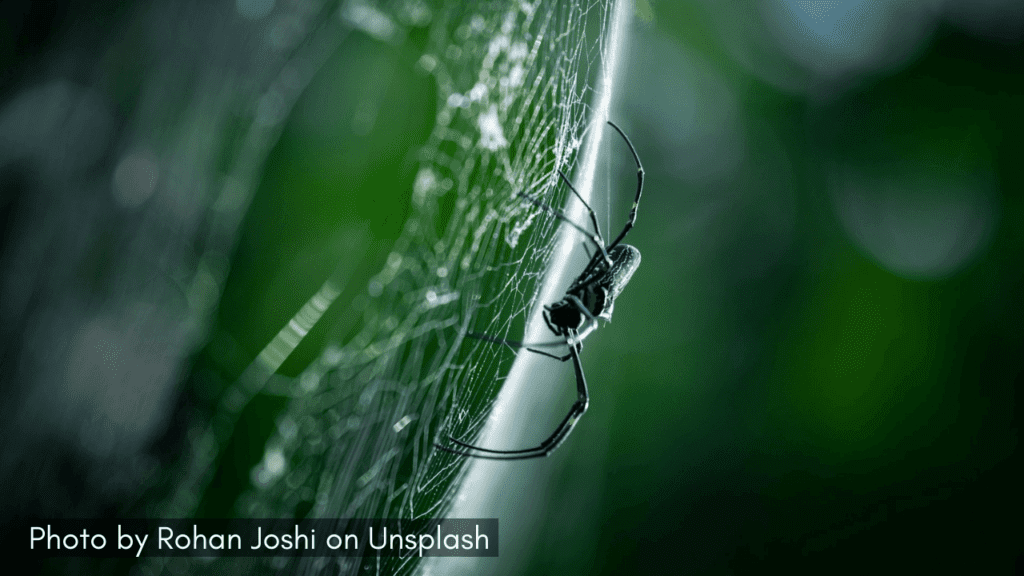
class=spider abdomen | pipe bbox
[547,243,641,332]
[583,244,640,322]
[603,244,641,304]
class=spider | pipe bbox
[436,120,644,460]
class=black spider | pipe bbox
[436,121,644,460]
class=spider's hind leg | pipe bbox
[435,339,589,460]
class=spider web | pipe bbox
[148,1,619,575]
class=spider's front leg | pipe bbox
[561,293,605,343]
[515,188,613,268]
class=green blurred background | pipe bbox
[1,0,1021,574]
[526,2,1023,573]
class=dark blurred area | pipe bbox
[1,0,1021,574]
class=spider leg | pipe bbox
[558,169,610,265]
[542,309,559,336]
[435,341,589,460]
[605,121,645,249]
[466,331,567,350]
[554,295,601,346]
[516,190,611,266]
[572,320,597,344]
[524,347,573,361]
[564,294,598,322]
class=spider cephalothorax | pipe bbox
[437,120,644,460]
